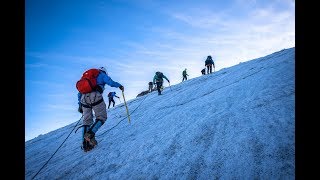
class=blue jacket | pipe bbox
[78,71,122,103]
[108,92,119,99]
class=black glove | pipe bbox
[119,85,124,91]
[78,104,83,114]
[168,80,170,83]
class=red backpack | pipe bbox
[76,68,100,94]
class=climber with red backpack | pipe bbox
[76,66,124,152]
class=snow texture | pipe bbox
[26,47,295,180]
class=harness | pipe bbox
[81,98,103,108]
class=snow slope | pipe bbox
[26,47,295,179]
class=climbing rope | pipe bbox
[31,88,162,179]
[31,116,83,180]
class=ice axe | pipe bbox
[121,90,131,124]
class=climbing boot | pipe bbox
[81,140,94,152]
[84,130,97,146]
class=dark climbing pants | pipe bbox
[108,98,115,108]
[156,81,163,95]
[206,64,212,74]
[182,75,187,81]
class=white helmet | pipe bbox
[99,66,108,74]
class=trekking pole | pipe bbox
[121,90,131,124]
[169,82,172,91]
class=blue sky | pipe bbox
[26,48,295,179]
[25,0,295,141]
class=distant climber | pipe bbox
[153,71,170,95]
[107,91,120,109]
[182,68,189,82]
[148,81,153,92]
[205,55,215,74]
[201,68,206,75]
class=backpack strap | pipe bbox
[84,78,95,92]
